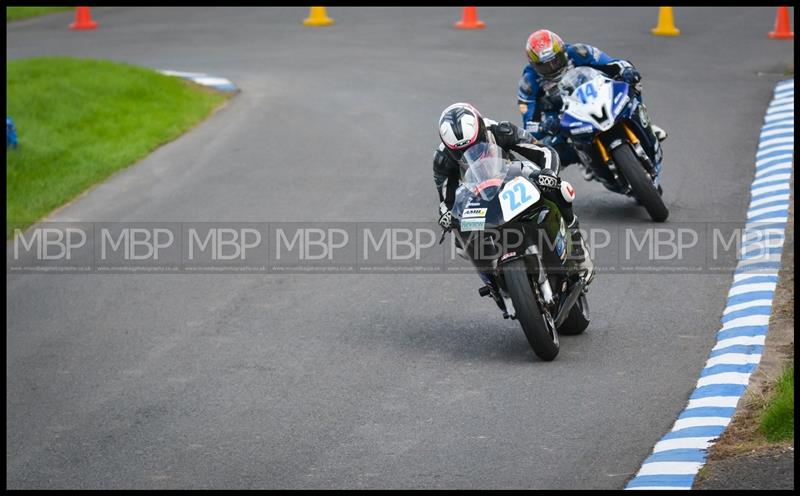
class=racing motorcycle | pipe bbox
[538,66,669,222]
[443,142,591,361]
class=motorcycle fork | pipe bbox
[621,123,658,177]
[493,238,557,320]
[595,123,657,192]
[593,136,623,187]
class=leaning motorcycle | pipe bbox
[539,66,669,222]
[445,142,591,361]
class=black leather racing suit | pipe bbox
[433,118,575,225]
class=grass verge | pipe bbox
[760,364,794,442]
[7,7,73,22]
[6,57,229,238]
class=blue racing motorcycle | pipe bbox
[540,66,669,222]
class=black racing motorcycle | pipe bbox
[444,142,590,361]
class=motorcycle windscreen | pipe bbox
[461,142,509,202]
[557,66,604,95]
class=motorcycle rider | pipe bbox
[517,29,667,179]
[435,102,595,299]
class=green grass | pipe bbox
[7,7,73,22]
[7,57,228,237]
[760,364,794,442]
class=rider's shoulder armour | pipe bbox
[490,121,517,147]
[571,43,591,59]
[568,43,603,65]
[493,120,514,136]
[492,121,534,148]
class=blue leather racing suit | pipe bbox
[517,42,635,138]
[516,43,664,182]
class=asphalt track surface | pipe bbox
[6,7,795,489]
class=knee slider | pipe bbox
[560,181,576,203]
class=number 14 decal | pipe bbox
[576,82,598,103]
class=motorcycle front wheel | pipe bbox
[612,143,669,222]
[503,259,560,361]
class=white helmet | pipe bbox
[438,102,488,161]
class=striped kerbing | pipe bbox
[158,69,238,92]
[625,78,794,490]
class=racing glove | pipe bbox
[539,114,561,136]
[438,201,453,230]
[621,67,642,94]
[540,93,564,113]
[621,67,641,84]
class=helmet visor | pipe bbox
[534,51,568,79]
[444,125,487,163]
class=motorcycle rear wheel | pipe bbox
[558,292,590,335]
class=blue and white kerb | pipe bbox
[626,79,794,490]
[159,69,238,92]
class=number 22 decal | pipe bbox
[499,177,540,221]
[501,182,531,211]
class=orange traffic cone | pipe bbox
[454,7,485,30]
[768,6,793,40]
[69,7,98,30]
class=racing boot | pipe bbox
[651,124,668,142]
[578,162,596,182]
[478,270,493,288]
[566,217,595,286]
[477,270,509,317]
